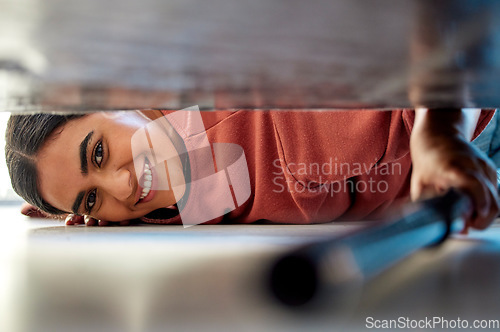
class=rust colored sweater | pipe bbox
[141,110,494,225]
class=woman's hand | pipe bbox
[64,214,133,227]
[21,203,134,226]
[410,109,499,231]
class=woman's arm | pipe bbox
[410,108,499,231]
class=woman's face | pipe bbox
[36,111,184,221]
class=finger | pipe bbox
[410,174,424,201]
[462,185,490,228]
[449,169,490,219]
[468,179,499,230]
[463,184,489,221]
[119,220,131,226]
[477,157,498,187]
[73,215,85,224]
[84,215,98,227]
[65,214,75,225]
[65,214,84,225]
[98,220,109,227]
[411,181,439,201]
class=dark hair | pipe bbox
[5,113,84,215]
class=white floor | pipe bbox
[1,204,500,331]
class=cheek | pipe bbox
[107,134,134,164]
[151,189,177,210]
[97,205,134,222]
[96,191,173,221]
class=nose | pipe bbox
[97,167,133,201]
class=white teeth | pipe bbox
[139,161,153,201]
[140,187,150,199]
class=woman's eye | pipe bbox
[94,141,104,167]
[86,189,97,212]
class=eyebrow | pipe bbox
[72,191,85,214]
[72,131,94,214]
[80,131,94,174]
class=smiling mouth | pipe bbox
[136,158,154,204]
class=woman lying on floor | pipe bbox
[5,108,499,230]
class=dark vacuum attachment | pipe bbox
[268,189,472,307]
